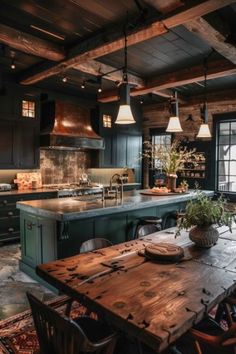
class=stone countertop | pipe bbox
[0,183,141,197]
[17,190,214,222]
[0,188,58,196]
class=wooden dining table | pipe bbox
[36,226,236,353]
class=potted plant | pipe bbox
[142,141,201,191]
[176,190,234,247]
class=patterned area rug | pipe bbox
[0,295,87,354]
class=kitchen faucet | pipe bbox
[103,173,124,201]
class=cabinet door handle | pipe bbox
[8,211,13,217]
[26,222,36,230]
[2,200,8,205]
[8,227,14,233]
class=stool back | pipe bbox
[80,238,112,253]
[137,224,160,238]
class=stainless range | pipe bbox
[43,183,103,198]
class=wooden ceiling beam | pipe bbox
[143,88,236,111]
[20,0,235,85]
[185,17,236,65]
[0,23,65,62]
[74,60,144,87]
[98,59,236,102]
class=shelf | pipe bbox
[180,176,205,179]
[180,169,205,171]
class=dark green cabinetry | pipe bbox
[17,122,39,168]
[95,213,127,244]
[0,191,57,243]
[0,86,40,169]
[0,121,40,169]
[0,121,18,168]
[21,212,56,267]
[93,103,142,183]
[57,219,94,259]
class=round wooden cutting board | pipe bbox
[145,243,184,262]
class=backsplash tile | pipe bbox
[40,150,91,184]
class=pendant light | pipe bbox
[166,91,183,132]
[115,27,135,124]
[197,58,211,139]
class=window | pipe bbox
[22,100,36,118]
[151,132,171,169]
[216,118,236,193]
[103,114,112,128]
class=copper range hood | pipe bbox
[40,100,104,150]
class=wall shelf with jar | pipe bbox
[179,153,206,180]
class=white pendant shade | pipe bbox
[115,104,135,124]
[166,116,183,132]
[196,123,211,138]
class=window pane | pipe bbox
[230,145,236,160]
[230,161,236,175]
[231,136,236,144]
[219,160,229,175]
[219,122,230,135]
[229,176,236,191]
[231,122,236,133]
[219,135,230,145]
[219,145,229,160]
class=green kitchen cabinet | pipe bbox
[20,211,56,267]
[57,218,94,258]
[0,191,57,243]
[95,213,127,244]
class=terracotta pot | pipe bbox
[189,225,219,248]
[166,175,177,192]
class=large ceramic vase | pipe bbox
[189,225,219,248]
[166,175,177,192]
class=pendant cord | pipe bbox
[123,27,128,83]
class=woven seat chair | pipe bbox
[27,292,117,354]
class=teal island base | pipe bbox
[17,190,214,284]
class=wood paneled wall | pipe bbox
[142,98,236,188]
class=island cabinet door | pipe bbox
[94,213,128,244]
[21,212,57,267]
[21,213,41,267]
[57,219,95,259]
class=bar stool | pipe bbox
[134,216,162,239]
[162,211,185,230]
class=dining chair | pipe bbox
[80,237,113,253]
[174,316,236,354]
[27,292,117,354]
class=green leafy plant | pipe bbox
[142,140,202,175]
[177,190,234,235]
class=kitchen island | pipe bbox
[17,189,214,284]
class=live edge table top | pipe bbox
[37,226,236,353]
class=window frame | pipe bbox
[213,111,236,200]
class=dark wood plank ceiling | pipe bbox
[0,0,235,103]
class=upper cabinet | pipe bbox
[0,86,40,169]
[92,103,143,182]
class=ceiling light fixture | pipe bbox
[115,25,135,125]
[97,76,102,93]
[197,57,211,139]
[166,91,183,132]
[10,58,15,70]
[62,75,67,83]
